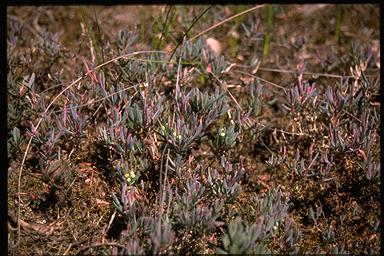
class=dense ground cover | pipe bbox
[7,5,380,255]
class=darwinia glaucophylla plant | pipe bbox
[272,50,379,253]
[157,87,228,156]
[96,36,264,254]
[217,188,301,254]
[282,61,319,137]
[7,8,380,254]
[95,34,309,254]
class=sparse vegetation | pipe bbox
[7,5,380,255]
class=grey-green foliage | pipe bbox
[209,54,228,77]
[149,218,175,254]
[206,168,241,204]
[214,123,238,152]
[173,176,224,232]
[178,38,204,65]
[120,238,144,255]
[217,217,270,254]
[116,29,137,54]
[246,80,263,117]
[186,87,228,128]
[206,157,243,204]
[249,188,291,238]
[218,188,301,253]
[331,244,348,255]
[8,127,22,157]
[158,87,227,155]
[188,87,227,117]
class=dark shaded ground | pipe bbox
[7,5,380,255]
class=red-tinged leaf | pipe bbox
[358,149,367,161]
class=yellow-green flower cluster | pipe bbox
[219,128,226,137]
[173,131,182,141]
[160,124,181,141]
[124,170,136,184]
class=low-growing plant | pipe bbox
[7,5,380,255]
